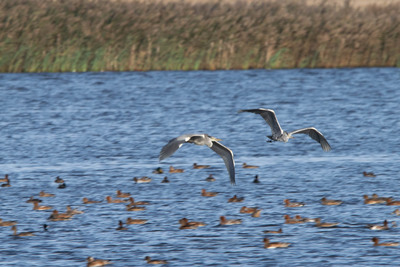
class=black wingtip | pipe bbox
[322,143,332,152]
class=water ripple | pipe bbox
[0,68,399,266]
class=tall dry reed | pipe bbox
[0,0,399,72]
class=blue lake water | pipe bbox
[0,68,399,266]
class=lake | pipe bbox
[0,68,399,266]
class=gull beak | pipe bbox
[209,135,222,142]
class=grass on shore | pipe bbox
[0,0,399,72]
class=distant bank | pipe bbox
[1,0,399,72]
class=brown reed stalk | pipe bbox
[0,0,399,72]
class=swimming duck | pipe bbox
[33,202,52,211]
[283,215,303,224]
[253,175,260,183]
[26,196,42,203]
[386,198,400,206]
[179,224,199,230]
[11,225,34,237]
[365,198,385,205]
[133,177,152,183]
[0,218,17,226]
[116,190,131,198]
[106,196,128,204]
[179,218,206,227]
[54,176,64,183]
[116,220,128,231]
[363,171,376,177]
[48,210,73,221]
[193,163,210,169]
[127,197,150,206]
[295,215,316,223]
[126,217,147,225]
[152,167,164,174]
[169,166,184,173]
[205,174,216,182]
[228,195,244,203]
[321,197,342,205]
[86,256,112,266]
[284,199,305,207]
[82,197,101,204]
[368,220,389,230]
[371,194,390,201]
[314,218,339,228]
[263,228,283,234]
[392,209,400,216]
[201,189,218,197]
[52,210,72,219]
[372,237,399,247]
[263,238,290,249]
[58,183,66,189]
[252,209,262,218]
[243,163,259,169]
[363,195,386,204]
[161,177,170,183]
[39,191,55,197]
[1,177,11,187]
[0,174,8,183]
[126,205,146,211]
[219,216,242,225]
[43,224,49,231]
[240,206,258,214]
[144,256,168,264]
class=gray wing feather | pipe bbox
[210,141,236,185]
[159,134,193,161]
[289,127,331,152]
[239,108,283,135]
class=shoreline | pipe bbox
[1,66,397,75]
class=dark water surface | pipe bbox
[0,68,399,266]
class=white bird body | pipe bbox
[239,108,331,152]
[159,134,235,184]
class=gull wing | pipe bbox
[289,127,331,152]
[159,134,196,161]
[239,108,283,135]
[210,141,236,185]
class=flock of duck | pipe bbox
[2,165,399,265]
[1,108,398,266]
[157,108,399,251]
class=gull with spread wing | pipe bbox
[159,134,235,184]
[239,108,331,151]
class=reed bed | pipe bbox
[0,0,399,72]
